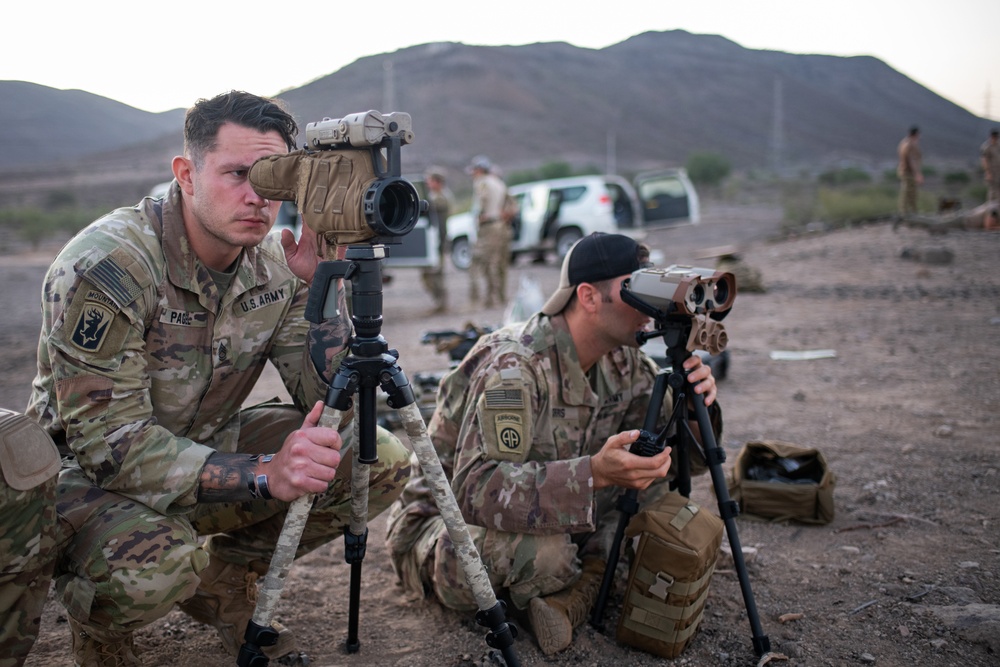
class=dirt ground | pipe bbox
[4,202,999,666]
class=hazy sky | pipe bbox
[4,0,998,120]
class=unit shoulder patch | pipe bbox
[479,375,533,463]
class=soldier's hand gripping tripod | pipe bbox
[236,245,519,667]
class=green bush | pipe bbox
[944,171,970,186]
[817,167,871,186]
[780,182,818,228]
[816,186,897,225]
[685,152,731,187]
[506,161,599,187]
[0,206,102,249]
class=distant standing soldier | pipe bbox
[421,168,452,314]
[467,155,510,308]
[980,128,1000,203]
[897,126,923,216]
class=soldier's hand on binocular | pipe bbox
[591,430,672,491]
[266,402,343,501]
[683,355,717,406]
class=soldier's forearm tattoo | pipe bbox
[198,452,258,503]
[308,306,352,381]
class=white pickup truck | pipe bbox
[447,169,699,270]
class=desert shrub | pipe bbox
[0,206,102,249]
[944,171,970,186]
[780,181,818,229]
[817,167,871,186]
[816,186,898,225]
[506,161,598,187]
[685,152,731,187]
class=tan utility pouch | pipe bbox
[0,408,61,490]
[727,440,836,524]
[616,492,724,658]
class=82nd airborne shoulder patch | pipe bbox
[493,412,524,455]
[481,385,531,462]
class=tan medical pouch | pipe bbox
[616,492,724,658]
[0,408,61,491]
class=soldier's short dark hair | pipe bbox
[184,91,298,167]
[909,126,920,136]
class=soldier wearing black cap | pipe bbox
[386,232,718,656]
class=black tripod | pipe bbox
[237,244,519,666]
[589,315,771,659]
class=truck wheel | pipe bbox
[451,236,472,271]
[555,228,583,260]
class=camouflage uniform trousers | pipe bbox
[898,174,918,215]
[987,177,1000,205]
[392,477,673,613]
[469,221,511,307]
[0,474,62,667]
[51,404,410,640]
[421,261,447,311]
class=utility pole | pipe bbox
[606,130,617,176]
[383,59,396,112]
[771,77,784,174]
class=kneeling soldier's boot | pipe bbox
[528,557,606,655]
[69,618,140,667]
[177,557,301,662]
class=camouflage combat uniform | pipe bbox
[897,133,922,215]
[980,137,1000,203]
[385,313,711,612]
[0,410,62,667]
[420,186,451,311]
[469,171,510,308]
[13,182,410,650]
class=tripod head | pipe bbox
[306,244,389,343]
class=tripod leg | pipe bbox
[238,406,345,666]
[395,402,520,667]
[345,411,371,653]
[690,393,771,657]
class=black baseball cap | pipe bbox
[541,232,643,315]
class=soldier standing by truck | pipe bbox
[466,155,510,308]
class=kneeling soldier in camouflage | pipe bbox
[386,233,719,655]
[7,91,411,666]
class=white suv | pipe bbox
[447,169,699,270]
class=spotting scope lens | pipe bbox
[363,177,421,237]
